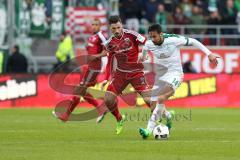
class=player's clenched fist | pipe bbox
[208,54,221,66]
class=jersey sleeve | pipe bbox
[86,36,98,54]
[125,29,147,44]
[87,34,104,55]
[97,31,108,47]
[136,33,147,44]
[173,36,211,56]
[188,38,211,56]
[172,36,190,47]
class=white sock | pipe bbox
[147,103,171,133]
[165,110,171,119]
[156,103,171,119]
[146,104,161,133]
[157,103,166,119]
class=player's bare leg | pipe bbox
[156,85,175,130]
[104,91,125,134]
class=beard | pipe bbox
[114,31,123,38]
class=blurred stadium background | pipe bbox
[0,1,240,160]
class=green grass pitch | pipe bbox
[0,107,239,160]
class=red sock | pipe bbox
[84,93,99,107]
[66,96,80,115]
[112,108,122,121]
[84,94,108,115]
[110,100,122,121]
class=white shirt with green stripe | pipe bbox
[142,34,211,74]
[142,34,212,93]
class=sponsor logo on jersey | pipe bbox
[107,38,133,53]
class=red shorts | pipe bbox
[107,70,149,95]
[80,68,100,87]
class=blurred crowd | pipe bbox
[75,0,240,45]
[118,0,240,45]
[119,0,240,30]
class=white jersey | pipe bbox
[143,34,189,74]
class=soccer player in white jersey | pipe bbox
[138,24,220,139]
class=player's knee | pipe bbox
[104,92,116,107]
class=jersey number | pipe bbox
[172,78,180,87]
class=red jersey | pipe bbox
[105,29,146,72]
[86,31,107,70]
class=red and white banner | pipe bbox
[65,7,107,39]
[0,73,240,108]
[180,48,240,73]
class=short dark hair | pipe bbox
[108,15,122,25]
[148,24,162,33]
[13,45,19,52]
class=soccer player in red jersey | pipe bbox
[104,15,151,134]
[53,19,108,123]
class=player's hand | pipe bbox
[101,50,109,57]
[138,53,148,62]
[138,53,144,62]
[208,54,221,66]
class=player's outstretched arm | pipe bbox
[188,38,220,66]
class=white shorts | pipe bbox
[150,71,183,101]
